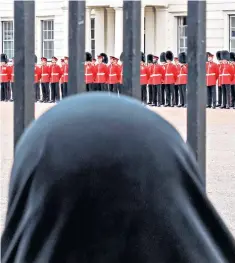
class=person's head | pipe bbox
[1,53,7,66]
[153,56,159,64]
[207,52,214,62]
[64,57,69,64]
[110,56,115,64]
[174,57,179,65]
[2,94,235,263]
[97,56,103,64]
[51,57,58,64]
[165,51,173,64]
[41,57,47,65]
[61,59,65,66]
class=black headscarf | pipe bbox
[1,94,235,263]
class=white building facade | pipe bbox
[0,0,235,60]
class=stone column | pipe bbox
[145,7,155,55]
[86,7,91,52]
[114,7,123,58]
[95,8,105,54]
[106,8,115,56]
[141,6,145,52]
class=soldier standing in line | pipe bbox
[206,52,219,109]
[174,57,180,106]
[150,55,164,107]
[164,51,178,107]
[159,52,166,106]
[177,52,188,108]
[230,52,235,109]
[94,53,108,92]
[60,59,65,98]
[61,56,69,98]
[40,57,50,103]
[107,56,120,93]
[8,58,14,101]
[219,50,234,109]
[114,57,122,94]
[0,54,10,101]
[216,51,222,107]
[140,52,149,104]
[34,55,41,102]
[147,54,153,105]
[50,57,62,103]
[85,52,95,92]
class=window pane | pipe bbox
[48,31,53,39]
[231,30,235,37]
[231,17,235,27]
[43,30,48,39]
[91,40,95,50]
[180,38,184,48]
[91,29,94,39]
[91,18,95,29]
[44,41,49,50]
[231,39,235,49]
[183,17,187,26]
[91,50,95,58]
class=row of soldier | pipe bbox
[1,50,235,109]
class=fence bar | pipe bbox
[123,0,141,99]
[14,0,35,149]
[187,0,206,187]
[68,0,86,95]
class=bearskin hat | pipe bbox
[165,51,173,61]
[147,54,153,63]
[229,52,235,62]
[35,55,37,63]
[207,52,213,57]
[120,52,124,62]
[220,50,230,61]
[86,52,92,62]
[100,53,108,64]
[216,51,221,61]
[141,52,145,62]
[1,53,8,63]
[160,52,166,63]
[178,52,187,64]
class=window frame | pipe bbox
[177,16,187,54]
[91,17,95,58]
[41,19,54,59]
[1,20,14,59]
[229,15,235,52]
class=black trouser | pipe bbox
[95,83,107,91]
[221,84,231,107]
[51,82,60,102]
[179,84,187,106]
[1,82,8,101]
[165,84,175,106]
[207,85,216,107]
[161,84,165,105]
[119,84,123,94]
[62,82,68,98]
[41,82,50,101]
[5,82,11,101]
[141,85,147,103]
[148,85,153,104]
[35,83,40,101]
[152,84,161,105]
[218,87,222,105]
[86,83,93,92]
[174,85,179,106]
[109,84,119,93]
[231,85,235,107]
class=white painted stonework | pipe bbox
[0,0,235,60]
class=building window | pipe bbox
[91,18,95,58]
[230,15,235,52]
[2,21,14,59]
[144,17,146,54]
[177,16,187,53]
[41,20,54,59]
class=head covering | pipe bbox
[120,52,124,62]
[64,56,69,60]
[85,52,92,62]
[99,53,108,64]
[41,57,47,62]
[1,53,8,63]
[147,54,153,63]
[178,52,187,64]
[207,52,214,57]
[160,52,166,63]
[51,56,58,61]
[141,52,145,62]
[229,52,235,62]
[221,50,230,61]
[1,94,235,263]
[216,51,221,61]
[165,51,173,61]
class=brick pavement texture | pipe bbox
[1,102,235,236]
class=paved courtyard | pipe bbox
[1,102,235,236]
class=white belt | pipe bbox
[141,74,146,76]
[42,73,48,76]
[64,73,68,75]
[219,74,230,76]
[165,73,173,76]
[179,74,187,76]
[97,73,105,75]
[151,74,161,77]
[206,73,215,76]
[109,74,117,76]
[0,74,7,75]
[11,74,14,76]
[85,73,93,76]
[34,74,37,76]
[52,73,59,75]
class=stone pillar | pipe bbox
[155,7,168,55]
[95,8,105,54]
[141,6,145,52]
[114,7,123,58]
[86,8,91,52]
[145,7,155,55]
[106,8,115,56]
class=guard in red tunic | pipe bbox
[174,57,180,106]
[150,55,165,107]
[206,52,219,109]
[0,54,10,101]
[164,51,178,107]
[219,50,234,109]
[61,56,69,98]
[85,52,95,92]
[216,51,222,107]
[114,57,122,94]
[94,53,108,91]
[107,56,120,93]
[8,58,14,101]
[177,52,188,108]
[147,54,153,105]
[140,52,149,104]
[92,58,96,66]
[50,56,62,103]
[34,55,41,102]
[230,52,235,109]
[159,52,166,106]
[40,57,51,102]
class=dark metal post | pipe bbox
[123,0,141,99]
[68,0,86,95]
[14,0,35,149]
[187,0,206,187]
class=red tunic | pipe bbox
[140,65,149,85]
[50,64,62,83]
[120,65,123,84]
[8,65,14,82]
[41,65,51,83]
[34,65,41,83]
[206,62,218,86]
[175,64,181,85]
[161,64,166,84]
[148,65,153,85]
[231,64,235,85]
[94,63,108,83]
[0,65,11,82]
[61,64,69,83]
[219,63,234,85]
[176,65,188,85]
[107,64,120,84]
[84,64,95,83]
[150,64,165,85]
[164,63,178,84]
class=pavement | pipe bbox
[1,102,235,236]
